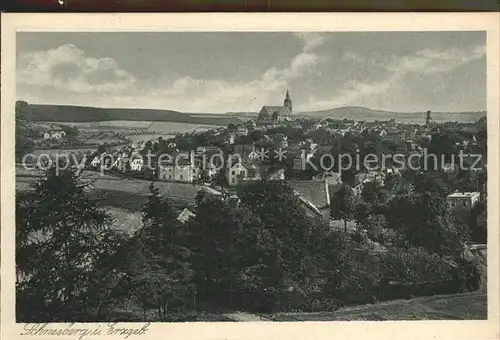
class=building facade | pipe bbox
[446,191,481,210]
[256,89,293,125]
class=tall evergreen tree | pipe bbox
[330,184,356,231]
[132,183,192,319]
[16,166,116,321]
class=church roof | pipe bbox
[259,106,291,118]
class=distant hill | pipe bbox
[25,103,243,126]
[300,106,486,123]
[300,106,398,119]
[21,102,485,125]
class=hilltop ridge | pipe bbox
[20,101,485,124]
[23,103,243,126]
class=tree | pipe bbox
[330,184,357,231]
[16,166,117,321]
[213,169,228,187]
[97,142,109,154]
[236,180,324,300]
[60,125,79,139]
[198,168,211,184]
[15,100,35,160]
[186,195,269,309]
[133,183,192,319]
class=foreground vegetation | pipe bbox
[263,292,487,321]
[16,164,485,322]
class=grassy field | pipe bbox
[55,120,153,129]
[16,166,201,233]
[46,120,219,145]
[261,292,487,321]
[103,292,487,322]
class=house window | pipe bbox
[241,171,246,177]
[168,175,172,180]
[232,170,236,175]
[463,201,467,207]
[180,174,184,180]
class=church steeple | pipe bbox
[284,89,292,113]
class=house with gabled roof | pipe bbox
[129,154,144,172]
[177,208,195,224]
[227,157,261,186]
[158,152,199,183]
[287,179,331,225]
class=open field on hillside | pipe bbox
[46,121,219,145]
[17,166,201,231]
[146,121,216,133]
[55,120,153,129]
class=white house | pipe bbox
[247,146,261,160]
[227,159,260,186]
[90,155,101,167]
[446,191,481,210]
[53,131,66,139]
[43,130,67,140]
[177,208,196,224]
[235,126,248,136]
[129,155,144,172]
[158,154,199,183]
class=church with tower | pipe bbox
[256,89,293,125]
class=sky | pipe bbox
[16,31,486,113]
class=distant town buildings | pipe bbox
[43,130,67,140]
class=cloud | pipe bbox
[137,33,330,112]
[307,44,486,110]
[387,44,486,75]
[293,32,327,52]
[17,44,136,94]
[17,34,330,112]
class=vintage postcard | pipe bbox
[1,13,499,340]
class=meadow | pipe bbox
[49,120,219,145]
[263,292,487,321]
[16,166,201,232]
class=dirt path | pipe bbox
[222,312,270,322]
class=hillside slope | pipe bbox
[26,103,243,126]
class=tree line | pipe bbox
[16,163,484,322]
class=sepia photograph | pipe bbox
[1,13,499,340]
